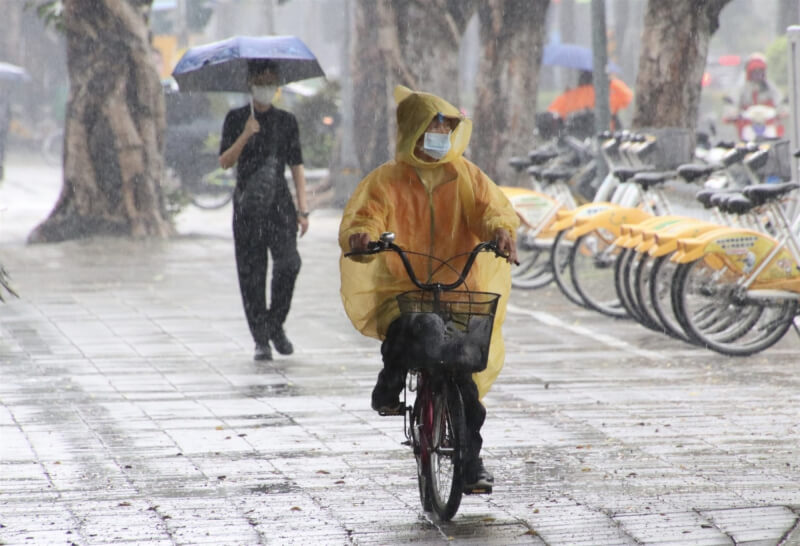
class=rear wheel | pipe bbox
[427,382,465,521]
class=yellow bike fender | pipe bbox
[650,222,722,258]
[673,228,776,265]
[570,207,652,239]
[502,187,565,233]
[551,201,617,232]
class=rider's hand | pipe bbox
[494,228,518,265]
[348,232,370,252]
[243,116,260,138]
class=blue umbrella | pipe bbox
[172,35,325,92]
[542,43,621,74]
[0,62,31,83]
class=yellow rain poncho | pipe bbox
[338,85,519,399]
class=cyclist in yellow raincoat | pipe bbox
[339,85,518,490]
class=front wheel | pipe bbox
[427,381,466,521]
[411,393,433,512]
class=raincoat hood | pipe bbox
[393,85,472,168]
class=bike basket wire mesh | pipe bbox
[395,290,500,373]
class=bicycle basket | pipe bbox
[395,290,500,373]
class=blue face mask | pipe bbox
[422,131,451,159]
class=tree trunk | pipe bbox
[29,0,172,243]
[471,0,550,183]
[351,0,476,177]
[631,0,731,137]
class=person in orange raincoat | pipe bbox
[547,70,633,127]
[339,85,519,491]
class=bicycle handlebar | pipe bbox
[344,233,508,292]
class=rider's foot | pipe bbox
[254,343,272,361]
[463,457,494,493]
[371,369,404,414]
[270,327,294,355]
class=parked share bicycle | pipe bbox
[345,233,506,521]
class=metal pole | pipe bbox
[788,26,800,188]
[176,0,189,49]
[591,0,610,178]
[265,0,276,34]
[334,0,360,206]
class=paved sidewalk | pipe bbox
[1,157,800,545]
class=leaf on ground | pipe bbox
[290,506,302,511]
[316,470,330,474]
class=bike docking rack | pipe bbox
[506,122,800,356]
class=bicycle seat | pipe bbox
[613,166,653,182]
[541,167,576,183]
[717,193,754,215]
[742,182,800,206]
[633,170,676,189]
[508,156,531,172]
[526,165,544,179]
[721,147,748,167]
[677,164,715,183]
[744,149,769,171]
[527,149,559,165]
[695,188,735,209]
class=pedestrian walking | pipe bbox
[339,85,519,490]
[219,60,310,361]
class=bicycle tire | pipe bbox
[411,388,433,512]
[628,251,666,332]
[190,188,234,210]
[570,230,628,318]
[511,243,553,289]
[426,381,465,521]
[672,258,797,356]
[614,248,644,322]
[550,229,585,307]
[649,254,694,342]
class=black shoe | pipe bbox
[463,458,494,493]
[371,369,404,414]
[270,327,294,355]
[254,343,272,361]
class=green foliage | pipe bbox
[290,82,341,169]
[24,0,64,31]
[765,35,788,95]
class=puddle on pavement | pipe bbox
[250,481,299,494]
[246,382,300,397]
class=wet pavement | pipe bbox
[1,155,800,545]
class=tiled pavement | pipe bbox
[1,158,800,545]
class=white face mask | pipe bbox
[422,131,451,159]
[251,84,278,105]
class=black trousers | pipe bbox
[232,167,301,346]
[380,316,486,461]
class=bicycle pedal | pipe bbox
[377,406,405,416]
[401,440,412,446]
[463,485,492,495]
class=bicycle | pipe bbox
[345,233,506,521]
